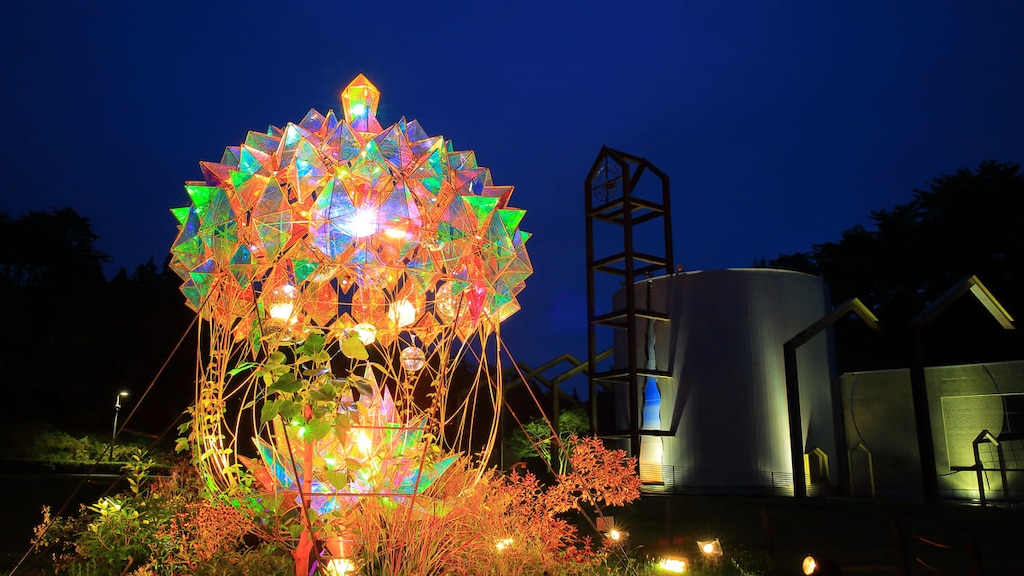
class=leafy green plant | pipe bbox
[32,450,259,575]
[505,408,591,474]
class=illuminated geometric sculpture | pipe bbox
[170,73,532,349]
[169,75,532,574]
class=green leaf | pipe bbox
[324,468,348,488]
[334,413,351,439]
[278,400,299,421]
[341,336,369,360]
[268,373,302,395]
[306,418,332,442]
[300,332,326,356]
[174,437,190,454]
[260,400,281,426]
[228,361,258,377]
[309,381,337,402]
[351,375,373,397]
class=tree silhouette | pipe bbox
[764,160,1024,371]
[0,209,194,444]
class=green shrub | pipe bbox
[32,450,260,576]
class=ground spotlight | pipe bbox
[802,554,842,575]
[657,556,686,573]
[697,538,723,557]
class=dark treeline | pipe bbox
[758,160,1024,372]
[0,209,195,448]
[4,159,1023,446]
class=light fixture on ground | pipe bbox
[802,554,842,575]
[657,557,686,572]
[697,538,723,558]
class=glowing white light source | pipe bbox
[608,529,622,541]
[388,299,417,328]
[384,225,407,239]
[495,537,514,551]
[355,430,372,456]
[658,557,686,573]
[698,538,723,557]
[325,558,356,575]
[267,285,297,322]
[349,103,366,117]
[352,323,377,345]
[268,302,294,321]
[347,208,377,237]
[801,555,841,575]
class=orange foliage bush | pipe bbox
[340,435,641,575]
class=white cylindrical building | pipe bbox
[614,268,838,494]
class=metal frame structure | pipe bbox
[908,275,1015,502]
[783,297,881,497]
[584,147,674,457]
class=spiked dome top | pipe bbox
[169,74,533,348]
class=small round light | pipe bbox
[401,346,426,372]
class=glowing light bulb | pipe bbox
[384,226,407,239]
[608,529,621,541]
[268,302,294,321]
[355,430,372,456]
[702,543,713,554]
[267,285,297,322]
[388,299,417,328]
[325,558,355,575]
[352,323,376,345]
[347,208,377,238]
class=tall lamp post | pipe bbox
[111,391,129,453]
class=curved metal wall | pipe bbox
[616,268,837,493]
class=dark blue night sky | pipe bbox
[3,1,1023,370]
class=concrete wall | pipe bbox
[842,360,1024,501]
[615,268,837,494]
